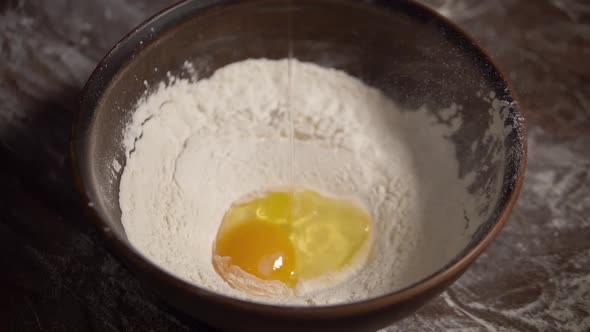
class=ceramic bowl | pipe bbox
[71,0,526,331]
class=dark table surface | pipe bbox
[1,0,589,331]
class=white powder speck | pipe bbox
[442,292,499,332]
[112,159,121,173]
[119,59,487,305]
[104,7,113,20]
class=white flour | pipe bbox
[119,59,480,305]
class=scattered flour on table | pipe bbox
[119,59,481,305]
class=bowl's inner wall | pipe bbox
[83,0,520,282]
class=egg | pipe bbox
[212,189,372,297]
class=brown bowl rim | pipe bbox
[71,0,527,320]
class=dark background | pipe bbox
[1,0,589,331]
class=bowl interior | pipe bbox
[76,0,523,302]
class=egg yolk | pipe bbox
[214,220,297,288]
[213,189,372,297]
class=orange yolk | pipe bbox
[214,220,297,288]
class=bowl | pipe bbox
[71,0,526,331]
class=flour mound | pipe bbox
[120,59,474,305]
